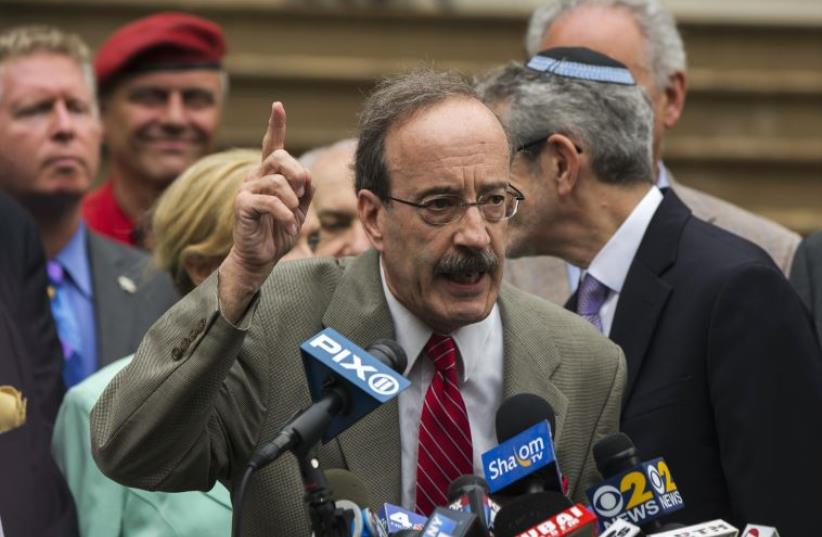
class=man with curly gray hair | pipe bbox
[506,0,800,305]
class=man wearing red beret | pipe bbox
[82,12,226,247]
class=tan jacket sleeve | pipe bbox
[90,272,266,492]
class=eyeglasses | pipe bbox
[516,134,583,154]
[387,185,525,226]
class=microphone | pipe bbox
[249,329,410,468]
[483,393,563,496]
[417,507,486,537]
[502,503,599,537]
[646,519,739,537]
[483,394,568,536]
[325,468,387,537]
[378,503,428,535]
[740,525,781,537]
[587,433,685,533]
[447,475,499,532]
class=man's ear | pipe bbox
[546,133,582,197]
[357,189,385,252]
[662,70,687,129]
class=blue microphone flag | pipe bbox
[378,503,428,533]
[585,457,685,530]
[301,327,410,442]
[481,420,557,494]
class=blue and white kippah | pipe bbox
[526,46,635,86]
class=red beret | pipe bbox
[95,12,226,92]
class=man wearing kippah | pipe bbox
[478,48,822,533]
[505,0,800,306]
[82,12,226,247]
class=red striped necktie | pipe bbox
[414,334,474,516]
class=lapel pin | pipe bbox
[0,385,27,434]
[118,275,137,294]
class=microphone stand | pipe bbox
[297,446,355,537]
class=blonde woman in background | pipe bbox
[52,148,316,537]
[153,148,318,293]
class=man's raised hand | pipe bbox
[219,102,313,323]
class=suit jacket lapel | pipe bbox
[87,231,135,368]
[609,265,671,407]
[498,284,568,445]
[609,191,689,407]
[322,250,402,505]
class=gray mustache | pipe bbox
[436,249,499,274]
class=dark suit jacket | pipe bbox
[0,193,78,536]
[567,191,822,533]
[86,231,178,368]
[92,249,626,537]
[790,230,822,346]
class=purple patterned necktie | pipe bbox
[576,273,610,332]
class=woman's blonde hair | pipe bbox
[152,148,259,293]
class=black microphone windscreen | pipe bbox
[367,339,408,373]
[493,491,572,537]
[495,393,556,442]
[447,474,489,502]
[593,432,641,478]
[325,468,371,507]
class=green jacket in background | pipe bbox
[52,357,232,537]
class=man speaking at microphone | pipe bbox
[90,71,626,536]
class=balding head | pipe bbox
[300,139,368,257]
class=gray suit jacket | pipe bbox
[790,230,822,346]
[505,174,801,304]
[90,249,626,537]
[87,231,178,367]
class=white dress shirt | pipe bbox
[582,186,664,335]
[379,259,504,510]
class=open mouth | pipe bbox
[441,270,485,285]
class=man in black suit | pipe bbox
[478,48,822,533]
[791,231,822,345]
[0,192,78,536]
[0,26,177,386]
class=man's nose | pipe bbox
[51,100,76,141]
[161,91,186,126]
[453,205,491,250]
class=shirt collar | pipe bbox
[586,186,663,294]
[656,161,670,189]
[54,222,93,298]
[379,257,500,383]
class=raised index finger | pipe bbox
[261,101,287,160]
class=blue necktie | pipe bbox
[47,260,85,388]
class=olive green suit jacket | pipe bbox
[91,249,626,537]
